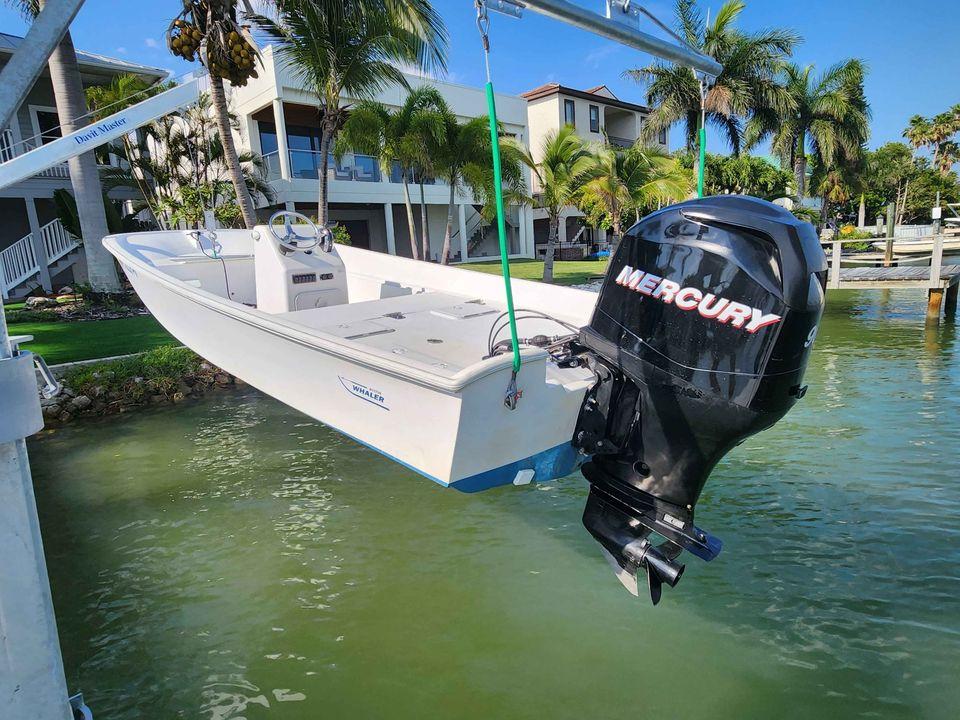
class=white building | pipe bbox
[522,83,667,259]
[0,35,672,296]
[0,33,166,299]
[229,45,535,263]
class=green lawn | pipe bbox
[7,314,177,365]
[3,258,594,364]
[459,258,608,286]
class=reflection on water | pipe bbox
[30,289,960,719]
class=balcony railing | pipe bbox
[262,150,282,180]
[607,135,636,149]
[1,128,70,179]
[263,149,436,185]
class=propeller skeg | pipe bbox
[582,485,691,605]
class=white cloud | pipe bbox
[145,38,159,49]
[115,47,127,54]
[584,43,621,70]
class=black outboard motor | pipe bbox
[573,196,827,603]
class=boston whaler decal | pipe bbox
[338,376,389,410]
[614,266,782,333]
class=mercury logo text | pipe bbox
[614,266,782,333]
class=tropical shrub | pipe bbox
[677,152,792,199]
[332,225,352,245]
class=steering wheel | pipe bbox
[268,210,332,253]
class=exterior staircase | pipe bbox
[453,206,520,258]
[1,219,81,300]
[448,207,486,257]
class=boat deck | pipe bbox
[275,291,571,380]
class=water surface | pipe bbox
[30,289,960,719]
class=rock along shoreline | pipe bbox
[38,346,243,427]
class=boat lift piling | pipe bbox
[0,1,98,717]
[0,312,73,720]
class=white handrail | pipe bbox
[824,235,951,290]
[0,218,77,297]
[1,232,39,295]
[40,218,78,264]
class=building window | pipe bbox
[32,108,62,145]
[658,128,667,145]
[563,99,575,128]
[589,105,599,133]
[258,120,280,155]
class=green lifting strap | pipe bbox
[697,122,706,198]
[697,77,707,198]
[484,82,522,379]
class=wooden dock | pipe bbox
[824,236,960,318]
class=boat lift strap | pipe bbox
[476,0,523,409]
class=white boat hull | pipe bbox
[105,229,598,491]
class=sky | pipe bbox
[1,0,957,155]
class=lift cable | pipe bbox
[475,0,523,410]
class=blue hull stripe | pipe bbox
[335,424,583,492]
[452,442,584,493]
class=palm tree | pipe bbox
[514,126,593,282]
[747,60,870,199]
[936,141,960,176]
[579,144,691,243]
[904,107,960,176]
[337,87,447,259]
[434,115,512,265]
[626,0,798,189]
[810,154,861,227]
[6,0,123,292]
[904,115,934,152]
[249,0,447,227]
[87,74,172,225]
[166,1,260,229]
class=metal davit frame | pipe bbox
[516,0,721,77]
[473,0,721,411]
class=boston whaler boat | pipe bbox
[104,196,827,603]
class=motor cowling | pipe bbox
[574,196,827,602]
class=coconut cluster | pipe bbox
[168,18,202,62]
[206,27,259,86]
[167,1,260,86]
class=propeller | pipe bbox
[600,539,685,604]
[583,488,686,604]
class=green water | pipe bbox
[29,290,960,720]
